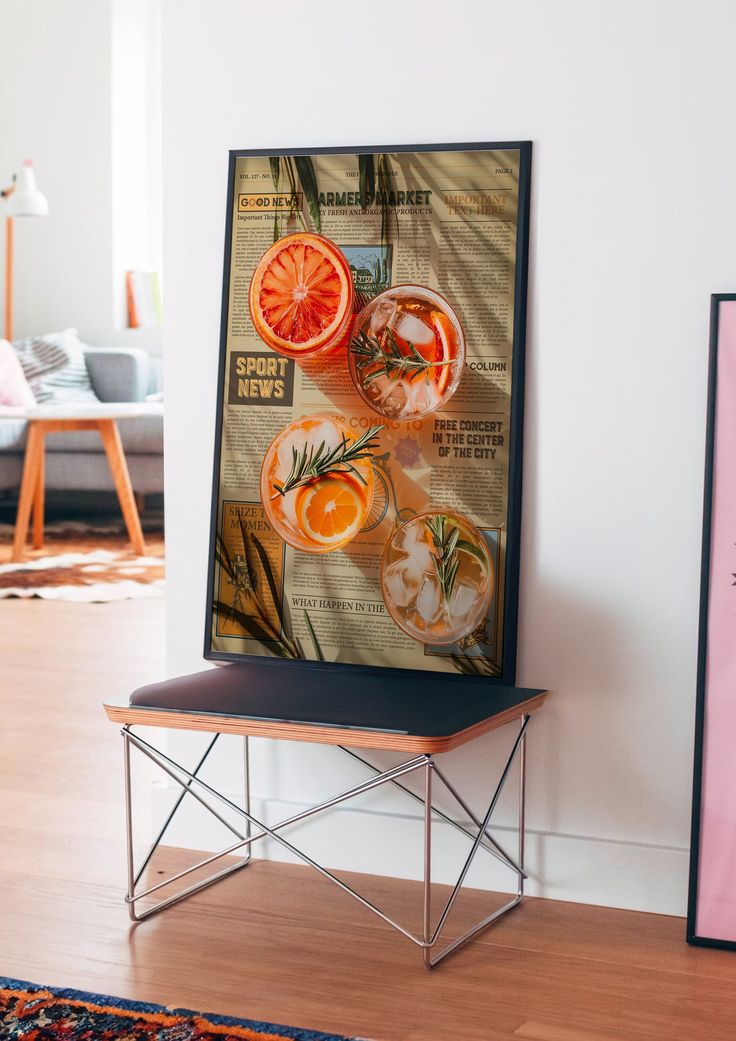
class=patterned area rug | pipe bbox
[0,518,165,602]
[0,977,362,1041]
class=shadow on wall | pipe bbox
[362,575,630,846]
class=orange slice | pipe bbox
[296,476,364,547]
[249,233,353,357]
[430,311,454,395]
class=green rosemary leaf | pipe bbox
[358,154,375,210]
[456,538,488,565]
[283,158,307,232]
[362,367,388,385]
[269,156,281,191]
[294,155,321,233]
[446,525,460,558]
[426,514,461,610]
[408,340,426,361]
[385,325,404,358]
[269,157,281,241]
[338,460,367,484]
[350,329,452,383]
[377,153,399,250]
[273,425,383,496]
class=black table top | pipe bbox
[129,660,546,737]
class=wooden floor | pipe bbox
[2,596,736,1041]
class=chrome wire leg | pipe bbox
[123,728,137,921]
[120,713,532,969]
[518,715,527,897]
[242,735,252,864]
[423,759,432,969]
[134,733,221,888]
[337,745,526,878]
[122,726,250,922]
[127,729,433,944]
[426,713,530,968]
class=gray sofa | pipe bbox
[0,346,163,496]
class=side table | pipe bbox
[0,402,163,562]
[105,663,548,969]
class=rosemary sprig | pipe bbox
[350,326,451,385]
[272,425,383,497]
[425,514,461,611]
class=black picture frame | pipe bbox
[687,293,736,949]
[203,141,532,688]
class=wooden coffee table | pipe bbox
[0,402,163,561]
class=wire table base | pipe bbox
[121,712,529,970]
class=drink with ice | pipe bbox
[381,509,492,644]
[348,285,465,419]
[260,415,376,554]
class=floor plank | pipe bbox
[1,596,735,1040]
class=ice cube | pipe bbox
[393,520,433,570]
[402,377,441,417]
[415,573,443,625]
[371,374,407,417]
[393,519,423,554]
[402,535,433,575]
[393,311,436,346]
[275,427,303,475]
[276,419,341,477]
[449,580,480,623]
[369,298,397,337]
[383,559,421,608]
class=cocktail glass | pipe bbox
[249,233,354,359]
[348,284,465,419]
[381,509,492,644]
[261,414,375,554]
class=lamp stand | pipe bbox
[5,214,13,341]
[2,182,16,341]
[2,164,47,340]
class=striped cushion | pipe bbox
[13,329,98,404]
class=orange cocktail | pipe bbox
[249,233,354,359]
[381,509,493,644]
[348,285,465,419]
[261,415,378,554]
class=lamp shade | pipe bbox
[7,160,48,217]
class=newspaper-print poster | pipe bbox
[206,143,531,683]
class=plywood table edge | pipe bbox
[103,692,547,753]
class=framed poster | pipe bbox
[205,142,531,685]
[688,294,736,948]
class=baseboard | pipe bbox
[150,784,689,917]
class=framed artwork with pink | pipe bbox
[688,293,736,948]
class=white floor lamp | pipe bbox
[1,160,49,340]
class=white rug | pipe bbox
[0,549,165,602]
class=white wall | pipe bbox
[0,0,162,352]
[160,0,736,915]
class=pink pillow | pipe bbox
[0,339,35,407]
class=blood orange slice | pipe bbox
[249,233,354,358]
[430,311,453,395]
